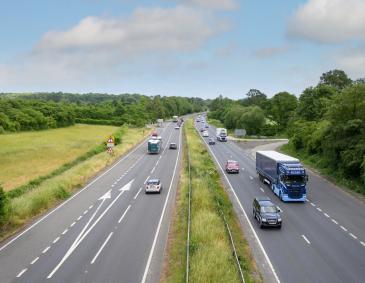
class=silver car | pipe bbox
[145,178,162,194]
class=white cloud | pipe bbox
[183,0,238,10]
[254,46,290,59]
[288,0,365,43]
[335,47,365,78]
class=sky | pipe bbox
[0,0,364,98]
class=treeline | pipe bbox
[209,70,365,192]
[0,93,206,132]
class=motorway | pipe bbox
[196,120,365,283]
[0,121,182,283]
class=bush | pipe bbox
[0,187,9,225]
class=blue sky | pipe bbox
[0,0,364,98]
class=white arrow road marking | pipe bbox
[119,179,134,191]
[47,182,132,279]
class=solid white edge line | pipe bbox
[301,235,311,245]
[141,124,181,283]
[16,268,27,278]
[134,187,143,200]
[118,205,131,224]
[90,232,114,264]
[31,257,39,265]
[0,135,148,253]
[198,125,281,283]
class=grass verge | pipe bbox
[0,126,149,241]
[281,144,365,198]
[162,119,262,283]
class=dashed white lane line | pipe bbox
[89,205,93,210]
[249,176,253,180]
[118,205,131,224]
[310,202,316,207]
[150,166,155,174]
[144,175,150,184]
[70,222,76,227]
[340,226,348,232]
[62,229,68,235]
[90,232,113,264]
[331,219,338,225]
[53,237,60,244]
[316,207,322,212]
[324,213,330,218]
[302,235,311,245]
[260,187,264,192]
[42,246,50,254]
[30,257,39,265]
[16,268,27,278]
[77,216,82,221]
[134,187,143,200]
[360,241,365,247]
[349,233,358,240]
[111,184,115,187]
[83,210,88,215]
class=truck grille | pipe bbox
[289,188,302,199]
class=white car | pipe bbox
[145,178,162,194]
[174,125,180,129]
[202,131,209,137]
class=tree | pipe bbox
[237,106,265,135]
[319,69,352,90]
[269,92,297,131]
[239,89,268,111]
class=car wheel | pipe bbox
[260,221,264,229]
[278,225,282,229]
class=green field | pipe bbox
[0,124,119,191]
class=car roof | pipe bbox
[170,142,176,145]
[227,160,238,163]
[147,178,160,183]
[255,196,271,202]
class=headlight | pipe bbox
[261,218,267,222]
[278,218,282,222]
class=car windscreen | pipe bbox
[147,180,159,185]
[261,206,277,213]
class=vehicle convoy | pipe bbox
[148,139,162,154]
[225,160,240,173]
[256,151,308,202]
[216,128,227,141]
[253,197,282,228]
[145,178,162,193]
[173,115,178,122]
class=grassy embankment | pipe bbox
[281,145,365,198]
[162,119,262,283]
[0,124,149,240]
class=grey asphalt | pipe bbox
[197,121,365,283]
[0,121,182,283]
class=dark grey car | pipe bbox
[253,197,282,228]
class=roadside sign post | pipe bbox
[107,136,115,155]
[234,129,246,138]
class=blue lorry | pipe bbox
[256,151,308,202]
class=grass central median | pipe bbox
[162,119,262,283]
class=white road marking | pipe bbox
[197,130,281,283]
[42,246,50,254]
[53,237,60,244]
[134,187,143,200]
[150,166,155,174]
[16,268,27,278]
[77,216,82,221]
[260,187,264,192]
[310,203,316,207]
[89,205,93,210]
[0,137,147,254]
[31,257,39,265]
[113,182,117,185]
[47,186,129,279]
[331,219,338,225]
[349,233,357,239]
[249,176,253,180]
[324,213,330,218]
[118,205,131,224]
[302,235,311,245]
[360,241,365,247]
[111,184,115,187]
[119,179,133,191]
[62,229,68,235]
[90,232,113,264]
[83,210,88,215]
[141,125,182,283]
[70,222,76,227]
[340,226,348,232]
[144,175,150,184]
[316,207,322,212]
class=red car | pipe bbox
[225,160,240,173]
[151,131,158,137]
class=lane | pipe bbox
[197,120,365,283]
[1,121,182,283]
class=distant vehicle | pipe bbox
[225,160,239,173]
[256,151,308,202]
[253,197,282,229]
[208,138,215,145]
[173,115,179,122]
[169,143,177,149]
[196,119,200,122]
[148,139,161,154]
[216,128,227,142]
[174,125,180,129]
[145,178,162,194]
[157,119,163,127]
[151,131,158,137]
[202,131,209,137]
[200,128,205,132]
[205,124,209,128]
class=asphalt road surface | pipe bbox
[0,121,182,283]
[196,120,365,283]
